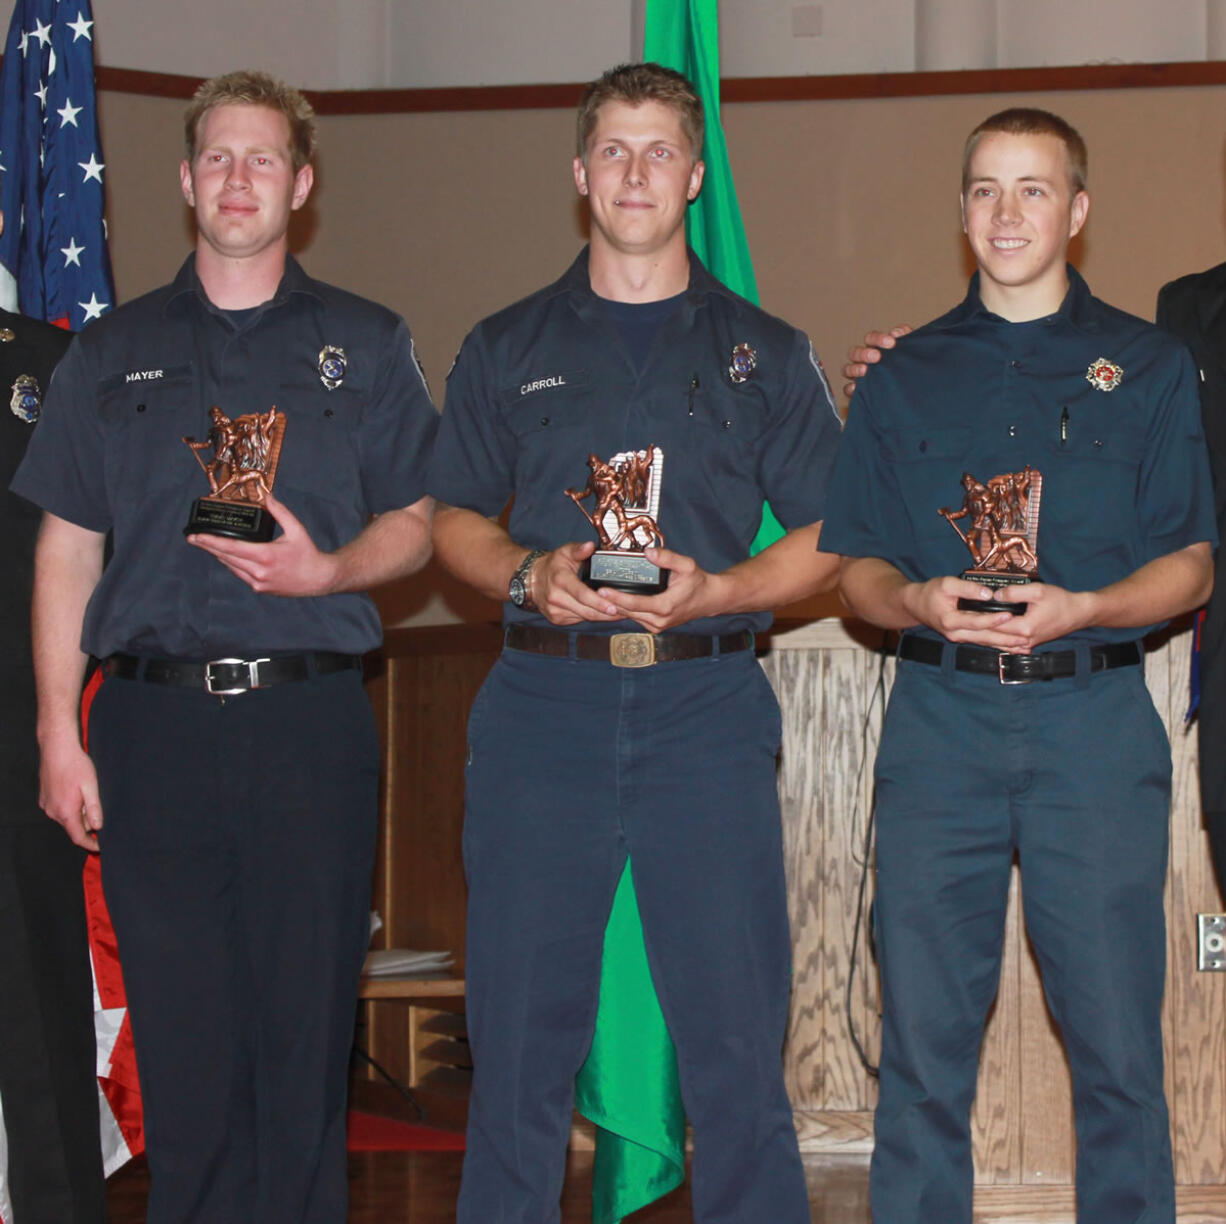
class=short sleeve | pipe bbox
[817,372,907,563]
[428,327,518,516]
[754,331,843,530]
[9,336,112,531]
[1135,344,1217,562]
[357,318,439,514]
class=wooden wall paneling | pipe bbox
[773,646,827,1107]
[362,658,412,1085]
[819,646,875,1113]
[854,642,892,1111]
[1160,627,1226,1185]
[362,625,502,1080]
[971,867,1024,1185]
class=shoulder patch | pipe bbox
[808,340,841,424]
[410,338,431,398]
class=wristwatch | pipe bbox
[508,548,547,609]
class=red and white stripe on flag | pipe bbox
[80,668,145,1174]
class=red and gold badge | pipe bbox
[1085,357,1124,392]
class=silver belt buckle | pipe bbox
[997,652,1031,685]
[205,656,269,695]
[609,633,656,668]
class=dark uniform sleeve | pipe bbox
[755,332,842,530]
[356,318,439,514]
[816,373,901,563]
[1134,343,1217,564]
[428,327,517,516]
[10,336,111,531]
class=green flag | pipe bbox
[574,5,778,1221]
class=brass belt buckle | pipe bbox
[609,633,656,668]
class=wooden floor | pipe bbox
[105,1075,872,1221]
[106,1148,872,1222]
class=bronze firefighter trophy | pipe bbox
[183,406,286,542]
[939,466,1042,615]
[565,444,668,594]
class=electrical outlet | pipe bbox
[1198,914,1226,971]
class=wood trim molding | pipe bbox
[29,59,1226,114]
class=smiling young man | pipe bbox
[11,72,437,1223]
[819,108,1215,1223]
[428,62,842,1222]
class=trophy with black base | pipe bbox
[565,444,668,594]
[939,466,1042,615]
[183,405,286,542]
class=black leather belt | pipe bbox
[504,623,753,669]
[899,635,1142,684]
[103,651,362,696]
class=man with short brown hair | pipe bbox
[430,60,841,1223]
[13,71,437,1223]
[821,108,1213,1223]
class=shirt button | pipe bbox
[324,407,334,418]
[136,403,146,413]
[1008,424,1016,437]
[722,420,732,430]
[1010,360,1021,369]
[540,416,549,426]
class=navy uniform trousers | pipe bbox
[870,648,1174,1224]
[87,668,379,1224]
[458,643,810,1224]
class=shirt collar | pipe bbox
[555,244,729,310]
[934,264,1104,336]
[164,252,323,318]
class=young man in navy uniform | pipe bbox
[12,73,436,1223]
[429,62,842,1224]
[0,206,106,1223]
[820,109,1215,1223]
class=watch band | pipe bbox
[509,548,547,609]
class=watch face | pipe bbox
[509,575,526,607]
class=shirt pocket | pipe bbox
[273,380,366,508]
[1039,426,1147,541]
[881,425,975,541]
[498,369,594,442]
[97,364,196,500]
[681,380,766,454]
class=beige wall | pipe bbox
[98,82,1226,625]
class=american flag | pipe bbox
[0,0,114,328]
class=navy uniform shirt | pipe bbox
[821,266,1217,648]
[428,247,842,636]
[1,309,71,824]
[11,255,438,659]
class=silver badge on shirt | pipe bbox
[728,342,757,384]
[10,373,41,423]
[318,344,347,391]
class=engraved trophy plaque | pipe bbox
[183,406,286,542]
[565,445,668,594]
[939,466,1042,615]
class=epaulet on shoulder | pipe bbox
[706,283,802,349]
[306,278,402,330]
